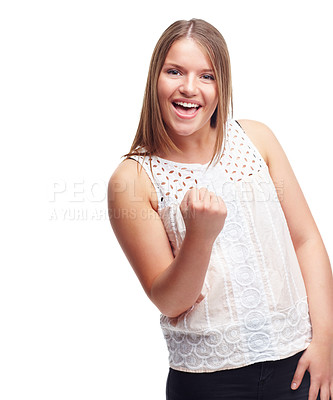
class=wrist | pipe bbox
[312,328,333,344]
[183,231,216,249]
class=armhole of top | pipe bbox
[235,119,243,129]
[233,120,268,170]
[126,156,162,213]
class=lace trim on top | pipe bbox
[130,120,266,210]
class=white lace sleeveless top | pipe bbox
[128,118,312,373]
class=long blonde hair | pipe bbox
[123,18,233,171]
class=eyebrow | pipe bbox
[164,63,214,73]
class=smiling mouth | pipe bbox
[172,101,202,116]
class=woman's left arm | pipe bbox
[238,119,333,400]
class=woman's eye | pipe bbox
[167,69,181,76]
[202,74,215,80]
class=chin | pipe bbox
[167,123,202,137]
[170,129,196,137]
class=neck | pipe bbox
[158,127,218,163]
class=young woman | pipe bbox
[108,18,333,400]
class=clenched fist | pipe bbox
[180,187,227,243]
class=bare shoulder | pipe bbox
[235,119,277,166]
[236,119,321,248]
[109,157,144,182]
[108,158,158,212]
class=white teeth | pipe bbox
[174,101,200,108]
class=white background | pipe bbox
[0,0,332,399]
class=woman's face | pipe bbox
[157,38,218,139]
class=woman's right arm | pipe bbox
[108,159,227,318]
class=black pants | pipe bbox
[166,350,320,400]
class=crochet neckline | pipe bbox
[143,119,232,168]
[152,153,213,168]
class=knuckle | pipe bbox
[191,202,203,212]
[210,203,220,212]
[217,196,226,206]
[310,375,321,384]
[218,207,227,216]
[218,203,227,215]
[297,357,307,368]
[180,203,187,213]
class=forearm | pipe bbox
[295,237,333,341]
[150,233,214,318]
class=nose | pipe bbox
[179,73,198,97]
